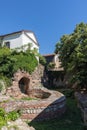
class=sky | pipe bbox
[0,0,87,54]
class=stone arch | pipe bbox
[6,70,32,97]
[19,77,30,94]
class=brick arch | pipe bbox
[19,77,30,94]
[6,70,32,97]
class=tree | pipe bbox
[55,22,87,89]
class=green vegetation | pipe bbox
[39,54,46,65]
[0,108,20,128]
[7,110,20,121]
[55,22,87,90]
[0,83,3,92]
[0,108,6,127]
[29,89,84,130]
[47,62,55,69]
[0,46,38,87]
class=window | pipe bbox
[5,42,10,48]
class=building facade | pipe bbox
[0,30,39,52]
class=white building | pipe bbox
[0,30,39,52]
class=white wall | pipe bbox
[2,33,23,49]
[2,32,39,53]
[54,54,61,68]
[22,32,39,52]
[26,32,37,43]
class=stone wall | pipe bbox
[1,88,66,121]
[31,64,44,87]
[5,63,73,98]
[6,64,44,98]
[6,70,32,97]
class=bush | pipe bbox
[0,108,21,128]
[0,116,7,128]
[39,55,46,65]
[0,76,12,89]
[7,111,20,121]
[0,108,7,128]
[0,108,6,117]
[47,62,55,69]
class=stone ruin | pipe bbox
[1,88,66,121]
[6,70,32,98]
[6,64,44,98]
[1,64,66,121]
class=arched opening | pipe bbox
[19,77,30,94]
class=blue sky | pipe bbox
[0,0,87,54]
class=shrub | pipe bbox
[0,108,7,128]
[47,62,55,69]
[0,108,6,117]
[0,116,7,128]
[7,111,20,121]
[39,55,46,65]
[0,108,21,128]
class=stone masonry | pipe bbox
[6,64,44,98]
[0,88,66,121]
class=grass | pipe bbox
[28,89,85,130]
[21,97,38,101]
